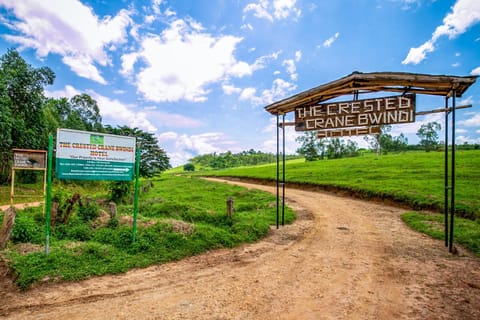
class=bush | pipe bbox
[109,181,133,204]
[11,214,43,244]
[77,202,99,222]
[53,217,92,242]
[183,163,195,172]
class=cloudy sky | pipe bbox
[0,0,479,166]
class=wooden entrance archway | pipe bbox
[264,71,477,253]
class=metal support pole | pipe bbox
[276,114,279,229]
[45,133,53,255]
[282,114,286,226]
[449,91,456,253]
[132,146,141,243]
[444,96,449,247]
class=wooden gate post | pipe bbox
[226,197,234,218]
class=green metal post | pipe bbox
[45,133,53,255]
[132,146,140,243]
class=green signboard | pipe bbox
[56,129,136,181]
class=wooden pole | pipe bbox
[0,207,16,249]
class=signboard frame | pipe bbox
[10,149,47,206]
[55,128,136,181]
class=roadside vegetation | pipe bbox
[0,175,294,290]
[402,212,480,255]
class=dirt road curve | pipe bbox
[1,179,480,319]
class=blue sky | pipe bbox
[0,0,479,166]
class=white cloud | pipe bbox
[471,66,480,75]
[456,135,480,144]
[157,131,239,166]
[459,113,480,127]
[295,50,302,61]
[243,0,301,21]
[240,87,259,101]
[239,78,297,106]
[456,128,468,133]
[323,32,340,48]
[282,59,297,80]
[47,85,201,133]
[165,8,176,17]
[0,0,132,84]
[87,91,158,132]
[391,112,444,136]
[399,0,421,11]
[222,84,242,95]
[244,0,273,21]
[460,96,474,105]
[261,116,300,154]
[45,85,81,99]
[402,0,480,64]
[451,62,460,67]
[241,23,254,31]
[273,0,301,20]
[240,78,297,106]
[260,78,297,104]
[120,18,266,103]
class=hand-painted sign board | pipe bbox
[13,149,47,169]
[56,129,136,181]
[295,94,416,132]
[317,126,381,138]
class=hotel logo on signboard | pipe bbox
[295,94,416,132]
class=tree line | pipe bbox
[296,122,446,161]
[188,150,301,170]
[0,49,170,184]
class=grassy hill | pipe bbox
[198,150,480,220]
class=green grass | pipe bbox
[200,150,480,220]
[1,175,295,290]
[401,212,480,256]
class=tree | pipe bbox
[364,125,408,155]
[43,94,102,133]
[69,94,102,132]
[0,49,55,183]
[417,121,441,152]
[296,131,325,161]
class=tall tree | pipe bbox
[296,131,325,161]
[0,49,55,183]
[364,125,408,155]
[417,121,441,152]
[43,94,102,133]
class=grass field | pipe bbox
[0,175,294,289]
[200,150,480,220]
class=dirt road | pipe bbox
[1,179,479,319]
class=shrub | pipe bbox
[11,214,43,244]
[109,181,133,204]
[77,202,99,222]
[183,163,195,172]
